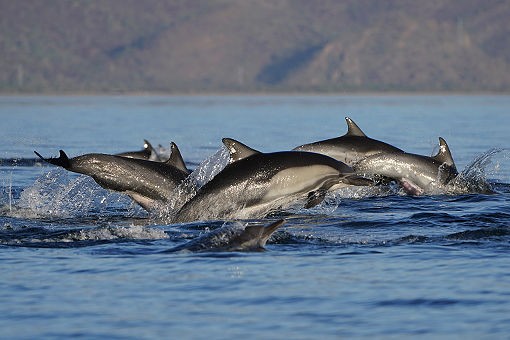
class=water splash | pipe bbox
[152,147,230,221]
[12,168,141,219]
[447,148,509,194]
[64,225,168,242]
[0,171,14,213]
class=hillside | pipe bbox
[1,0,510,93]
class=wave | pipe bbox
[0,224,168,247]
[0,157,46,167]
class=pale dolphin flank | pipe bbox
[167,219,285,252]
[353,137,458,195]
[116,140,168,162]
[34,142,191,210]
[293,117,404,166]
[174,138,372,222]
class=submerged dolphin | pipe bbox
[34,142,191,210]
[353,137,458,195]
[167,219,285,252]
[174,138,372,222]
[293,117,404,166]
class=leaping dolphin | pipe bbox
[293,117,404,166]
[166,219,285,252]
[34,142,191,210]
[353,137,458,195]
[174,138,372,222]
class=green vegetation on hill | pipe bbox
[1,0,509,93]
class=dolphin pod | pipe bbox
[35,116,460,224]
[294,117,459,194]
[173,138,372,222]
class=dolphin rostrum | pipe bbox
[353,137,458,195]
[34,142,191,210]
[173,138,372,222]
[293,117,404,166]
[167,219,285,252]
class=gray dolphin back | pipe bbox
[167,219,285,252]
[293,117,404,165]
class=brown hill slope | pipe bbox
[1,0,509,93]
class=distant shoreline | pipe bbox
[1,91,509,97]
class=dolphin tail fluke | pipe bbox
[34,150,71,169]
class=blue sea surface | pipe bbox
[1,95,509,338]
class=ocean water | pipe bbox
[1,95,509,339]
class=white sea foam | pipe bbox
[447,148,509,194]
[11,169,140,219]
[63,225,169,241]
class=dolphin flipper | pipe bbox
[34,150,71,169]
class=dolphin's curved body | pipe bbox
[293,117,404,166]
[35,142,191,210]
[174,138,372,222]
[353,137,458,195]
[167,219,285,252]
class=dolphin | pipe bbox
[173,138,372,222]
[116,139,168,162]
[353,137,458,195]
[115,139,154,160]
[166,219,285,252]
[34,142,191,210]
[293,117,404,166]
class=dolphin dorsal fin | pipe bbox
[222,138,260,162]
[238,219,285,248]
[166,142,190,174]
[144,139,165,161]
[432,137,456,166]
[143,139,153,152]
[345,117,367,137]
